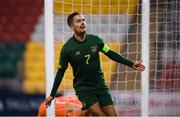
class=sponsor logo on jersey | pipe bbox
[75,51,80,56]
[91,45,97,53]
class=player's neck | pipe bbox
[74,33,86,42]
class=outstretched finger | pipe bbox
[139,64,145,70]
[134,66,145,71]
[136,67,142,71]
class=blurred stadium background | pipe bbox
[0,0,180,116]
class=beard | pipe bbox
[75,29,86,36]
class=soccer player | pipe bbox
[45,12,145,116]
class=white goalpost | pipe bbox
[45,0,55,116]
[141,0,150,116]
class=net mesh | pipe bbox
[54,0,139,91]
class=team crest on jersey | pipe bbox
[91,45,98,53]
[75,51,80,56]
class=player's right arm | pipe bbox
[45,47,68,108]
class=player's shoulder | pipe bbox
[64,36,74,45]
[61,37,74,51]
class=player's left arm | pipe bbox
[45,46,68,108]
[101,43,145,72]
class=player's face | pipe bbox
[71,15,86,34]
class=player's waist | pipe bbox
[74,70,103,81]
[73,71,105,87]
[75,86,109,95]
[73,80,108,94]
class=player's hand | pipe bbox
[132,60,145,72]
[45,96,54,108]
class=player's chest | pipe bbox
[68,43,99,64]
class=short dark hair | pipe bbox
[67,12,80,26]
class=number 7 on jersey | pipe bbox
[85,54,90,64]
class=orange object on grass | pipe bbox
[38,96,87,116]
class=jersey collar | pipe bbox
[73,33,87,43]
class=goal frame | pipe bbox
[45,0,55,116]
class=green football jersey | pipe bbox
[59,34,108,93]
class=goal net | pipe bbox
[50,0,180,116]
